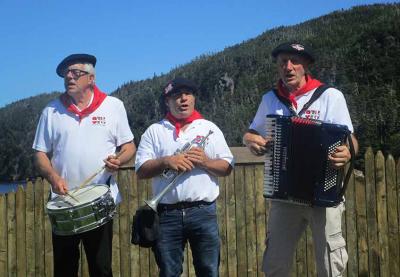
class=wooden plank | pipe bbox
[149,250,158,277]
[385,155,400,277]
[187,245,195,277]
[397,158,400,277]
[254,164,266,276]
[112,206,121,276]
[244,165,257,276]
[25,181,35,277]
[42,181,53,277]
[295,230,307,277]
[230,147,264,164]
[354,170,369,276]
[306,226,317,277]
[364,147,380,275]
[34,178,45,276]
[129,171,141,277]
[182,246,188,277]
[16,186,26,277]
[235,165,247,276]
[7,191,17,275]
[226,168,237,276]
[118,171,131,277]
[375,151,389,276]
[0,193,7,276]
[138,178,150,277]
[147,178,160,277]
[344,171,358,276]
[217,174,228,277]
[80,243,89,277]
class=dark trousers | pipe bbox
[52,220,113,277]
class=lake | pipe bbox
[0,182,27,194]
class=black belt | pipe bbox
[158,200,214,211]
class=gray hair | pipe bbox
[82,63,96,76]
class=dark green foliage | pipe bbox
[0,92,61,181]
[0,3,399,181]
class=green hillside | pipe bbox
[0,3,399,181]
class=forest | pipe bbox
[0,3,399,181]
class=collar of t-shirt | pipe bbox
[277,75,322,109]
[165,110,204,138]
[60,85,107,122]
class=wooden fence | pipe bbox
[0,147,399,276]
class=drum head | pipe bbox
[47,184,109,210]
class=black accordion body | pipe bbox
[264,115,351,207]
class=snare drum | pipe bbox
[46,184,116,236]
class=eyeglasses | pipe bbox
[62,68,90,79]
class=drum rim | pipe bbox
[46,184,111,211]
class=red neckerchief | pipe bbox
[60,85,107,122]
[165,110,204,137]
[277,75,323,109]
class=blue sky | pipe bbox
[0,0,395,107]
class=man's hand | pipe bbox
[329,145,351,169]
[163,153,194,172]
[49,174,68,195]
[186,147,210,168]
[243,131,271,156]
[104,154,122,173]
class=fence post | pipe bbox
[365,147,380,275]
[354,169,368,275]
[385,155,400,276]
[0,193,7,276]
[375,151,389,276]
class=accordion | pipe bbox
[264,115,352,207]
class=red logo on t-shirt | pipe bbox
[304,110,320,120]
[92,116,106,126]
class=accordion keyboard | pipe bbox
[264,117,280,197]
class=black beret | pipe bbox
[271,42,315,63]
[163,77,198,97]
[56,54,97,77]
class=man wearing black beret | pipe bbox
[243,42,358,276]
[135,77,234,276]
[33,54,136,277]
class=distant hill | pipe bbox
[0,3,399,181]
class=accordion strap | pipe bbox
[338,134,356,200]
[273,84,331,116]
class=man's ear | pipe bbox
[89,74,95,85]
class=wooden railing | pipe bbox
[0,147,399,276]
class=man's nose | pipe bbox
[180,93,189,101]
[285,59,295,69]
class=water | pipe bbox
[0,182,27,194]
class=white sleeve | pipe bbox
[115,100,134,146]
[326,89,354,133]
[208,125,235,166]
[134,127,157,171]
[32,110,52,153]
[249,94,268,137]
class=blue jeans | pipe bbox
[152,202,220,277]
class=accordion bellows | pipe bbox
[264,115,351,207]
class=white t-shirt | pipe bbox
[32,96,134,203]
[135,119,234,204]
[249,87,354,137]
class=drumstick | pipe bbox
[76,150,126,190]
[65,191,80,202]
